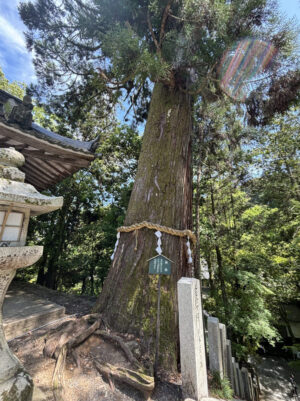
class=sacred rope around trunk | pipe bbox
[117,221,196,246]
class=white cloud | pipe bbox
[0,15,27,54]
[0,52,7,70]
[0,3,37,85]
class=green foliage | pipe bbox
[283,344,300,353]
[210,371,234,400]
[0,68,26,98]
[14,0,300,365]
[18,0,298,124]
[23,122,141,293]
[194,101,299,360]
[288,360,300,372]
[0,65,141,294]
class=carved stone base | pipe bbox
[0,263,38,401]
[0,369,33,401]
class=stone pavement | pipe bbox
[3,280,65,341]
[257,356,300,401]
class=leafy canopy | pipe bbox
[19,0,298,124]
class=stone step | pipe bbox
[3,284,65,341]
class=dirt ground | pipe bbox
[8,283,183,401]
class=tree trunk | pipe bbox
[44,194,71,289]
[194,159,202,280]
[206,249,215,296]
[94,82,193,371]
[210,185,229,322]
[36,256,47,285]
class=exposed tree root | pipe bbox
[44,314,101,358]
[44,314,101,401]
[52,345,67,401]
[94,360,155,401]
[95,329,141,369]
[43,314,155,400]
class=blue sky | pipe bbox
[0,0,299,87]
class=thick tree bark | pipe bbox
[194,160,202,280]
[94,82,193,371]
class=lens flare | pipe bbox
[218,38,278,101]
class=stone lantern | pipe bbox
[0,147,63,401]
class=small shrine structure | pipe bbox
[0,90,98,401]
[0,89,98,190]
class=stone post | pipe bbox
[207,317,223,378]
[241,367,252,401]
[226,340,234,387]
[219,323,227,377]
[237,365,245,399]
[249,373,254,401]
[235,362,244,399]
[232,357,240,397]
[178,278,208,400]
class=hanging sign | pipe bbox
[148,255,173,275]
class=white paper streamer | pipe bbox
[155,231,162,255]
[186,237,193,264]
[111,232,121,260]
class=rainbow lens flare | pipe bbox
[218,38,278,101]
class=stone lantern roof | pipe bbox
[0,147,63,215]
[0,90,98,191]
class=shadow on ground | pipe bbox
[257,356,299,401]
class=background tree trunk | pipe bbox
[94,82,193,371]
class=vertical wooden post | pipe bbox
[154,275,161,379]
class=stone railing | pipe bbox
[205,313,260,401]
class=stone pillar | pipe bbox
[232,357,240,397]
[219,323,227,377]
[226,340,234,387]
[249,373,254,401]
[235,362,244,399]
[178,278,208,400]
[207,317,223,378]
[237,365,245,399]
[241,367,252,401]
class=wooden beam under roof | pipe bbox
[24,158,64,183]
[23,162,58,185]
[0,123,94,161]
[39,160,74,176]
[0,119,96,189]
[0,136,9,144]
[21,149,90,168]
[24,173,50,190]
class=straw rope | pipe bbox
[117,221,196,246]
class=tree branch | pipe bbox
[159,0,174,47]
[147,10,161,54]
[97,68,132,89]
[168,12,201,24]
[60,32,102,52]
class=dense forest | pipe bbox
[1,0,299,370]
[1,64,298,364]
